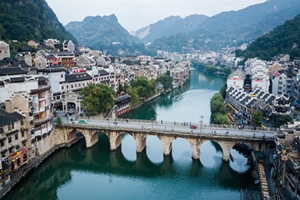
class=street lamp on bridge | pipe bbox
[151,118,154,129]
[200,115,204,134]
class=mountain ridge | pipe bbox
[0,0,76,43]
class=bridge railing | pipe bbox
[75,116,277,131]
[60,123,275,141]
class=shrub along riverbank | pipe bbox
[210,84,229,125]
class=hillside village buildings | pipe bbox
[0,40,190,187]
[1,38,300,199]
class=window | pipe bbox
[57,96,60,100]
[21,131,25,137]
[0,127,3,134]
[8,124,11,131]
[11,122,14,129]
[15,134,18,140]
[71,85,73,88]
[21,119,24,126]
[66,85,69,89]
[61,74,64,78]
[62,86,64,90]
[0,140,4,147]
[8,137,11,143]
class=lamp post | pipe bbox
[151,118,154,129]
[200,115,204,134]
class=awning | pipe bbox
[227,103,238,113]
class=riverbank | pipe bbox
[0,136,82,199]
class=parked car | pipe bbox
[78,119,88,124]
[190,125,197,129]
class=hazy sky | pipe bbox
[46,0,266,31]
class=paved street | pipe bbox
[55,114,276,141]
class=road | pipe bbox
[55,114,276,141]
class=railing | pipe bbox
[61,123,275,141]
[75,117,277,131]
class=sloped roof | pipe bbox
[64,73,92,83]
[99,70,109,76]
[0,66,27,76]
[0,109,24,126]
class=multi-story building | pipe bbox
[272,70,287,96]
[62,40,75,52]
[115,94,131,117]
[0,41,10,60]
[249,60,270,92]
[0,73,53,156]
[272,125,300,200]
[0,109,27,174]
[227,68,244,90]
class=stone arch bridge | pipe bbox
[54,123,275,162]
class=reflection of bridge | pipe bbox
[54,120,275,162]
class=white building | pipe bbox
[226,69,244,90]
[0,41,10,60]
[272,71,287,96]
[249,60,269,92]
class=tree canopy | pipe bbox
[251,111,263,127]
[157,74,173,91]
[236,14,300,61]
[80,83,115,115]
[131,76,156,98]
[210,92,229,125]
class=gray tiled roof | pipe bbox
[64,73,92,83]
[0,66,28,76]
[0,109,24,126]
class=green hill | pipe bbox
[236,14,300,60]
[150,0,300,52]
[0,0,76,43]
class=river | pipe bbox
[3,68,259,200]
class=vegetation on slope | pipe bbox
[236,14,300,60]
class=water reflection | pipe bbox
[200,141,223,168]
[121,134,136,162]
[145,136,163,164]
[229,149,251,173]
[4,69,256,200]
[5,134,255,200]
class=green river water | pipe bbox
[4,68,258,200]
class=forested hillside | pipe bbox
[236,14,300,60]
[0,0,76,43]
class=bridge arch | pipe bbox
[229,142,254,173]
[145,135,164,164]
[199,140,223,167]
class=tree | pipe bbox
[252,111,264,127]
[210,92,228,124]
[131,76,156,98]
[213,113,229,125]
[56,116,62,128]
[157,74,173,91]
[80,83,115,115]
[126,87,139,107]
[273,115,293,128]
[118,83,124,92]
[219,84,227,99]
